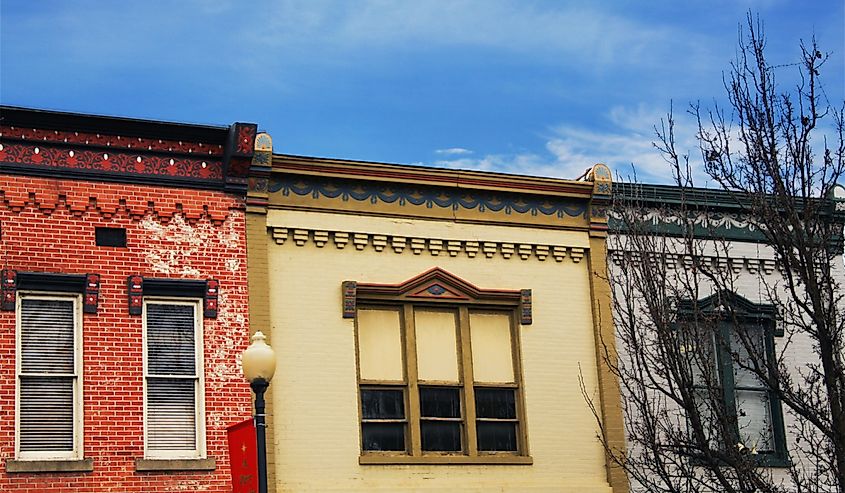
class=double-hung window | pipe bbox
[352,269,530,464]
[16,293,82,460]
[681,292,788,466]
[143,298,205,459]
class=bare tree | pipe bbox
[588,14,845,493]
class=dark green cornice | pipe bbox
[610,182,845,247]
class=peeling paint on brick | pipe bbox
[139,212,243,277]
[169,479,210,491]
[225,258,241,273]
[206,286,250,391]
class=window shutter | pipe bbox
[145,303,199,454]
[19,298,76,452]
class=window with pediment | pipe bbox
[678,291,789,467]
[346,268,533,464]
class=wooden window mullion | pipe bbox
[458,306,478,456]
[715,323,738,445]
[509,310,527,454]
[403,305,422,455]
[764,329,788,459]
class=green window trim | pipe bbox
[679,291,790,467]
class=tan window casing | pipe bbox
[352,270,530,465]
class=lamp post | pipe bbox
[241,331,276,493]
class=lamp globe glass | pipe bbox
[242,331,276,383]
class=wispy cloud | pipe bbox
[431,104,712,185]
[251,0,715,72]
[435,148,473,156]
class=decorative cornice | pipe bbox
[0,124,225,156]
[258,152,610,233]
[586,163,611,238]
[0,141,223,181]
[0,106,257,195]
[269,226,585,263]
[608,207,765,242]
[1,105,228,143]
[268,175,587,220]
[272,154,596,198]
[608,249,778,275]
[612,182,845,246]
[246,132,273,214]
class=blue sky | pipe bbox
[1,1,843,184]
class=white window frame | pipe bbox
[142,297,206,460]
[15,291,84,460]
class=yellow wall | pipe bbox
[264,209,614,492]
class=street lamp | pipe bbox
[242,331,276,493]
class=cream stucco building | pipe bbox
[245,135,627,492]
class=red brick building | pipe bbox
[0,107,256,492]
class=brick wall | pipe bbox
[0,174,252,492]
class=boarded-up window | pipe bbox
[469,312,514,383]
[415,310,459,382]
[144,300,204,458]
[17,295,81,458]
[358,309,404,381]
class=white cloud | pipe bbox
[435,147,473,155]
[431,104,714,185]
[252,1,714,71]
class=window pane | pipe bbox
[730,327,766,388]
[146,304,196,376]
[421,421,462,452]
[469,312,514,383]
[361,389,405,420]
[358,309,404,381]
[414,310,459,382]
[679,322,719,387]
[475,388,516,419]
[692,388,721,448]
[20,299,75,374]
[147,378,197,451]
[736,390,773,452]
[420,387,461,418]
[477,422,517,452]
[19,376,74,452]
[362,423,405,451]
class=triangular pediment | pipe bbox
[676,290,779,335]
[354,267,521,304]
[408,281,470,300]
[679,290,776,318]
[344,268,531,324]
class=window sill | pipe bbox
[359,454,533,465]
[135,458,216,472]
[6,458,94,473]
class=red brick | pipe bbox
[0,175,252,492]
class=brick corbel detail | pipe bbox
[0,177,235,224]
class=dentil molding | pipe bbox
[269,227,585,263]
